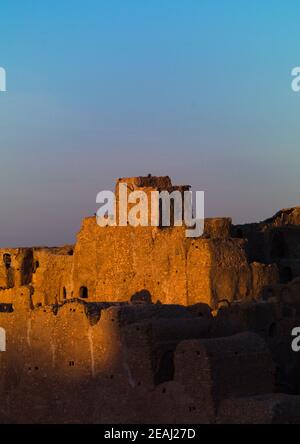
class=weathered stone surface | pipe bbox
[0,176,299,423]
[233,206,300,283]
[174,333,275,421]
[0,177,279,310]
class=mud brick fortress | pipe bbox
[1,176,300,423]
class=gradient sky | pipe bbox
[0,0,300,246]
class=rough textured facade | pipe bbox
[233,206,300,283]
[0,176,300,424]
[0,176,279,309]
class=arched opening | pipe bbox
[79,286,88,299]
[21,250,34,285]
[3,254,11,269]
[3,254,14,289]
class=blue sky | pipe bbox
[0,0,300,246]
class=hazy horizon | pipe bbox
[1,1,300,246]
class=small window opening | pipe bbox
[79,286,88,299]
[3,254,11,269]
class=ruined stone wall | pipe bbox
[0,247,74,307]
[0,176,280,309]
[233,206,300,284]
[0,218,277,310]
[0,176,299,423]
[0,291,299,424]
[115,175,190,227]
[71,217,278,308]
[0,248,33,290]
[31,248,74,306]
[70,176,279,308]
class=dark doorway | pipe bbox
[79,286,88,299]
[3,254,11,269]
